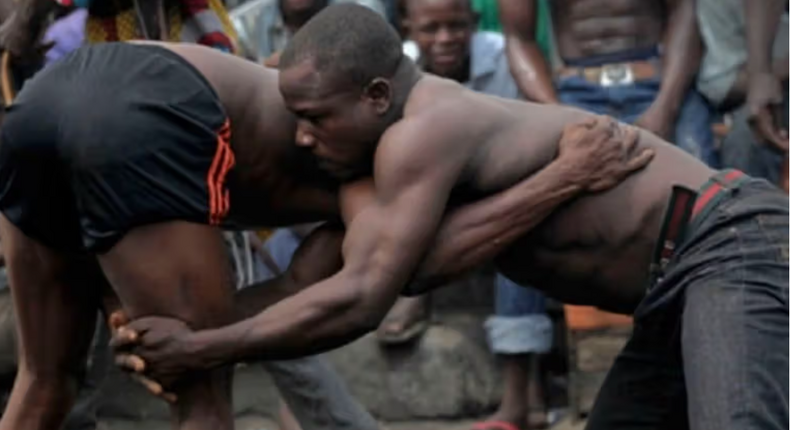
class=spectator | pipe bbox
[697,0,788,185]
[230,0,386,65]
[498,0,718,167]
[395,0,554,428]
[0,0,238,66]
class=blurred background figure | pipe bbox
[697,0,788,189]
[230,0,385,65]
[497,0,718,168]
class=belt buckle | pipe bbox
[599,63,634,87]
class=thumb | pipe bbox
[108,310,129,330]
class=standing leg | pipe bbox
[476,274,552,430]
[0,215,102,430]
[98,221,236,430]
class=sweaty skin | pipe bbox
[111,45,698,390]
[138,41,647,281]
[182,69,707,365]
[0,37,650,430]
[500,0,701,139]
[87,41,650,396]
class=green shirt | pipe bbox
[471,0,552,59]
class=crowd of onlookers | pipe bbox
[0,0,784,429]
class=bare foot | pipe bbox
[376,295,429,344]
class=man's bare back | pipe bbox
[148,42,341,227]
[551,0,665,60]
[395,75,714,312]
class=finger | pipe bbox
[131,373,163,396]
[110,326,138,349]
[114,353,146,373]
[108,310,129,331]
[565,116,598,136]
[580,117,611,145]
[130,375,178,403]
[161,391,178,403]
[621,125,639,154]
[756,117,789,151]
[626,148,656,171]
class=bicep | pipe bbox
[498,0,536,37]
[339,175,453,293]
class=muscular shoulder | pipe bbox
[374,85,479,185]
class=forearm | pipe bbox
[507,38,558,103]
[232,275,301,321]
[196,275,378,364]
[411,161,580,291]
[744,0,785,75]
[654,0,702,116]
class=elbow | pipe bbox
[353,288,389,333]
[328,276,388,336]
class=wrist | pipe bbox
[648,96,680,121]
[189,329,232,370]
[547,158,586,194]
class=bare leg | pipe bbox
[98,221,236,430]
[478,354,547,430]
[0,215,102,430]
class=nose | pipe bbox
[295,122,317,148]
[436,27,454,44]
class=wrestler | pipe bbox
[116,6,788,430]
[0,40,647,430]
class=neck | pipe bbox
[385,58,423,124]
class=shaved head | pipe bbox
[279,3,404,89]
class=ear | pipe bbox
[362,78,392,115]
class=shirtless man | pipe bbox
[0,38,648,430]
[498,0,718,168]
[114,5,789,429]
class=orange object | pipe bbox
[564,304,632,331]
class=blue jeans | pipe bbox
[557,75,720,168]
[720,86,788,183]
[486,274,553,355]
[587,177,788,429]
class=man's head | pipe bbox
[279,4,415,181]
[404,0,475,80]
[279,0,329,33]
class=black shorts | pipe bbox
[0,43,235,253]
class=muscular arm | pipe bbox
[193,122,467,363]
[340,161,582,295]
[651,0,702,119]
[498,0,557,103]
[744,0,785,77]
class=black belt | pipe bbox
[648,169,748,287]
